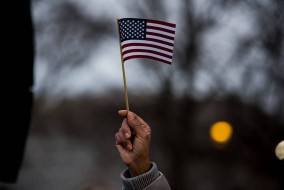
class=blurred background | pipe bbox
[1,0,284,189]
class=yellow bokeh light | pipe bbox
[210,121,233,144]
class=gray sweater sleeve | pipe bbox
[121,162,171,190]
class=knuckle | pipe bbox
[121,126,128,133]
[141,129,151,139]
[145,127,151,139]
[144,124,151,132]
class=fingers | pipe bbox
[115,119,132,150]
[118,110,149,135]
[117,110,151,143]
[121,118,131,138]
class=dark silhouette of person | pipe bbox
[0,0,34,183]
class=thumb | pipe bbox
[118,110,128,117]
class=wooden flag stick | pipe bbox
[121,61,129,112]
[117,19,129,112]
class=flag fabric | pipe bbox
[118,18,176,65]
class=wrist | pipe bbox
[128,160,150,177]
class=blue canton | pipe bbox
[119,18,147,42]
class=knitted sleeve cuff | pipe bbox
[121,162,160,190]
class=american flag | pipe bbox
[118,18,176,65]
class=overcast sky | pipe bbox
[32,0,256,100]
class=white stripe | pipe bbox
[123,52,172,62]
[147,22,176,31]
[146,35,174,44]
[122,46,173,56]
[146,29,175,37]
[121,40,173,50]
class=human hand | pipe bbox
[115,110,151,177]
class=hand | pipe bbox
[115,110,151,177]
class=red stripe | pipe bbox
[124,55,172,64]
[146,32,174,40]
[122,43,173,53]
[147,26,175,34]
[147,37,174,46]
[147,19,176,28]
[122,49,173,59]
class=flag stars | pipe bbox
[119,19,147,41]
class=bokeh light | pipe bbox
[275,140,284,160]
[210,121,233,144]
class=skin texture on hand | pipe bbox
[115,110,151,177]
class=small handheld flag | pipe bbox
[117,18,176,111]
[118,18,176,64]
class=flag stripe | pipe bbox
[147,26,175,34]
[122,46,173,56]
[121,40,174,50]
[147,22,176,32]
[124,55,172,65]
[146,35,174,44]
[147,19,176,28]
[146,32,175,40]
[123,52,172,62]
[121,43,173,54]
[147,29,175,37]
[122,49,173,59]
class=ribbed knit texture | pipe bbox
[121,162,160,190]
